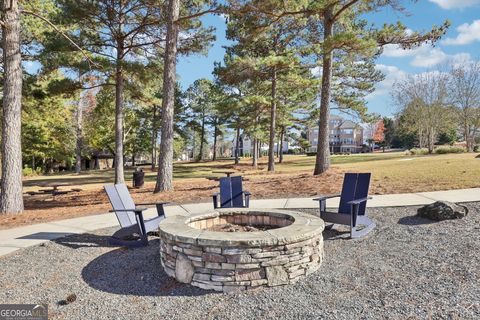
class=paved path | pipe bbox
[0,188,478,257]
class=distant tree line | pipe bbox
[390,61,480,153]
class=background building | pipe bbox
[307,115,364,153]
[232,134,289,157]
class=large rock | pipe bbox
[266,266,289,286]
[175,253,194,283]
[417,201,468,221]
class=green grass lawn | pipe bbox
[275,152,407,170]
[23,152,480,192]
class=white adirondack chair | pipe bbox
[104,184,167,247]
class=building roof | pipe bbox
[339,120,358,129]
[329,115,343,120]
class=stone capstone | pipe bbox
[417,201,468,221]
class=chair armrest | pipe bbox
[136,202,170,206]
[109,207,147,214]
[243,191,250,208]
[313,194,341,201]
[137,203,171,217]
[347,197,372,205]
[212,193,220,209]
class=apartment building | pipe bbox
[233,134,289,157]
[307,115,364,153]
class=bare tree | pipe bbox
[448,61,480,152]
[393,72,452,153]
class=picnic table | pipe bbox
[208,171,249,182]
[212,171,236,177]
[25,182,82,200]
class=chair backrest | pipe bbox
[104,184,137,227]
[338,173,371,215]
[219,176,244,208]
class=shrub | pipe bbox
[22,167,42,177]
[474,145,479,152]
[434,146,465,154]
[306,152,316,156]
[407,148,429,155]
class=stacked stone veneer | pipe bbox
[159,209,324,293]
[187,212,294,230]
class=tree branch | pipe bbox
[332,0,360,21]
[176,8,223,23]
[81,82,115,90]
[20,9,98,69]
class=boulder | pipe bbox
[266,266,289,286]
[417,201,468,221]
[175,253,194,283]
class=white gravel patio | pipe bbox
[0,203,478,319]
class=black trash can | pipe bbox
[132,168,145,188]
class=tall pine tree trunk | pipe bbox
[279,127,285,164]
[212,119,218,161]
[198,114,205,161]
[234,126,240,165]
[114,40,125,183]
[314,10,333,175]
[1,0,24,214]
[75,98,83,174]
[151,105,157,170]
[267,66,277,172]
[155,0,179,193]
[252,138,258,167]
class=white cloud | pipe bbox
[382,44,443,65]
[218,13,229,21]
[382,43,471,68]
[429,0,480,9]
[310,66,322,77]
[443,20,480,45]
[367,64,407,99]
[382,44,418,58]
[410,47,447,67]
[450,52,473,66]
[368,55,473,100]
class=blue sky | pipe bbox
[177,0,480,117]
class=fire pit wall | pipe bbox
[159,209,324,293]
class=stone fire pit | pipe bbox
[159,208,324,293]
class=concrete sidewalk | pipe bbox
[0,188,478,257]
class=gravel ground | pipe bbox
[0,203,479,319]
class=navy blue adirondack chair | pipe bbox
[212,176,251,209]
[314,173,375,238]
[104,183,168,247]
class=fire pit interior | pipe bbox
[159,209,324,293]
[188,211,294,232]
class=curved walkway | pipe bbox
[0,187,479,257]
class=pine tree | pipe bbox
[154,0,217,192]
[1,0,23,213]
